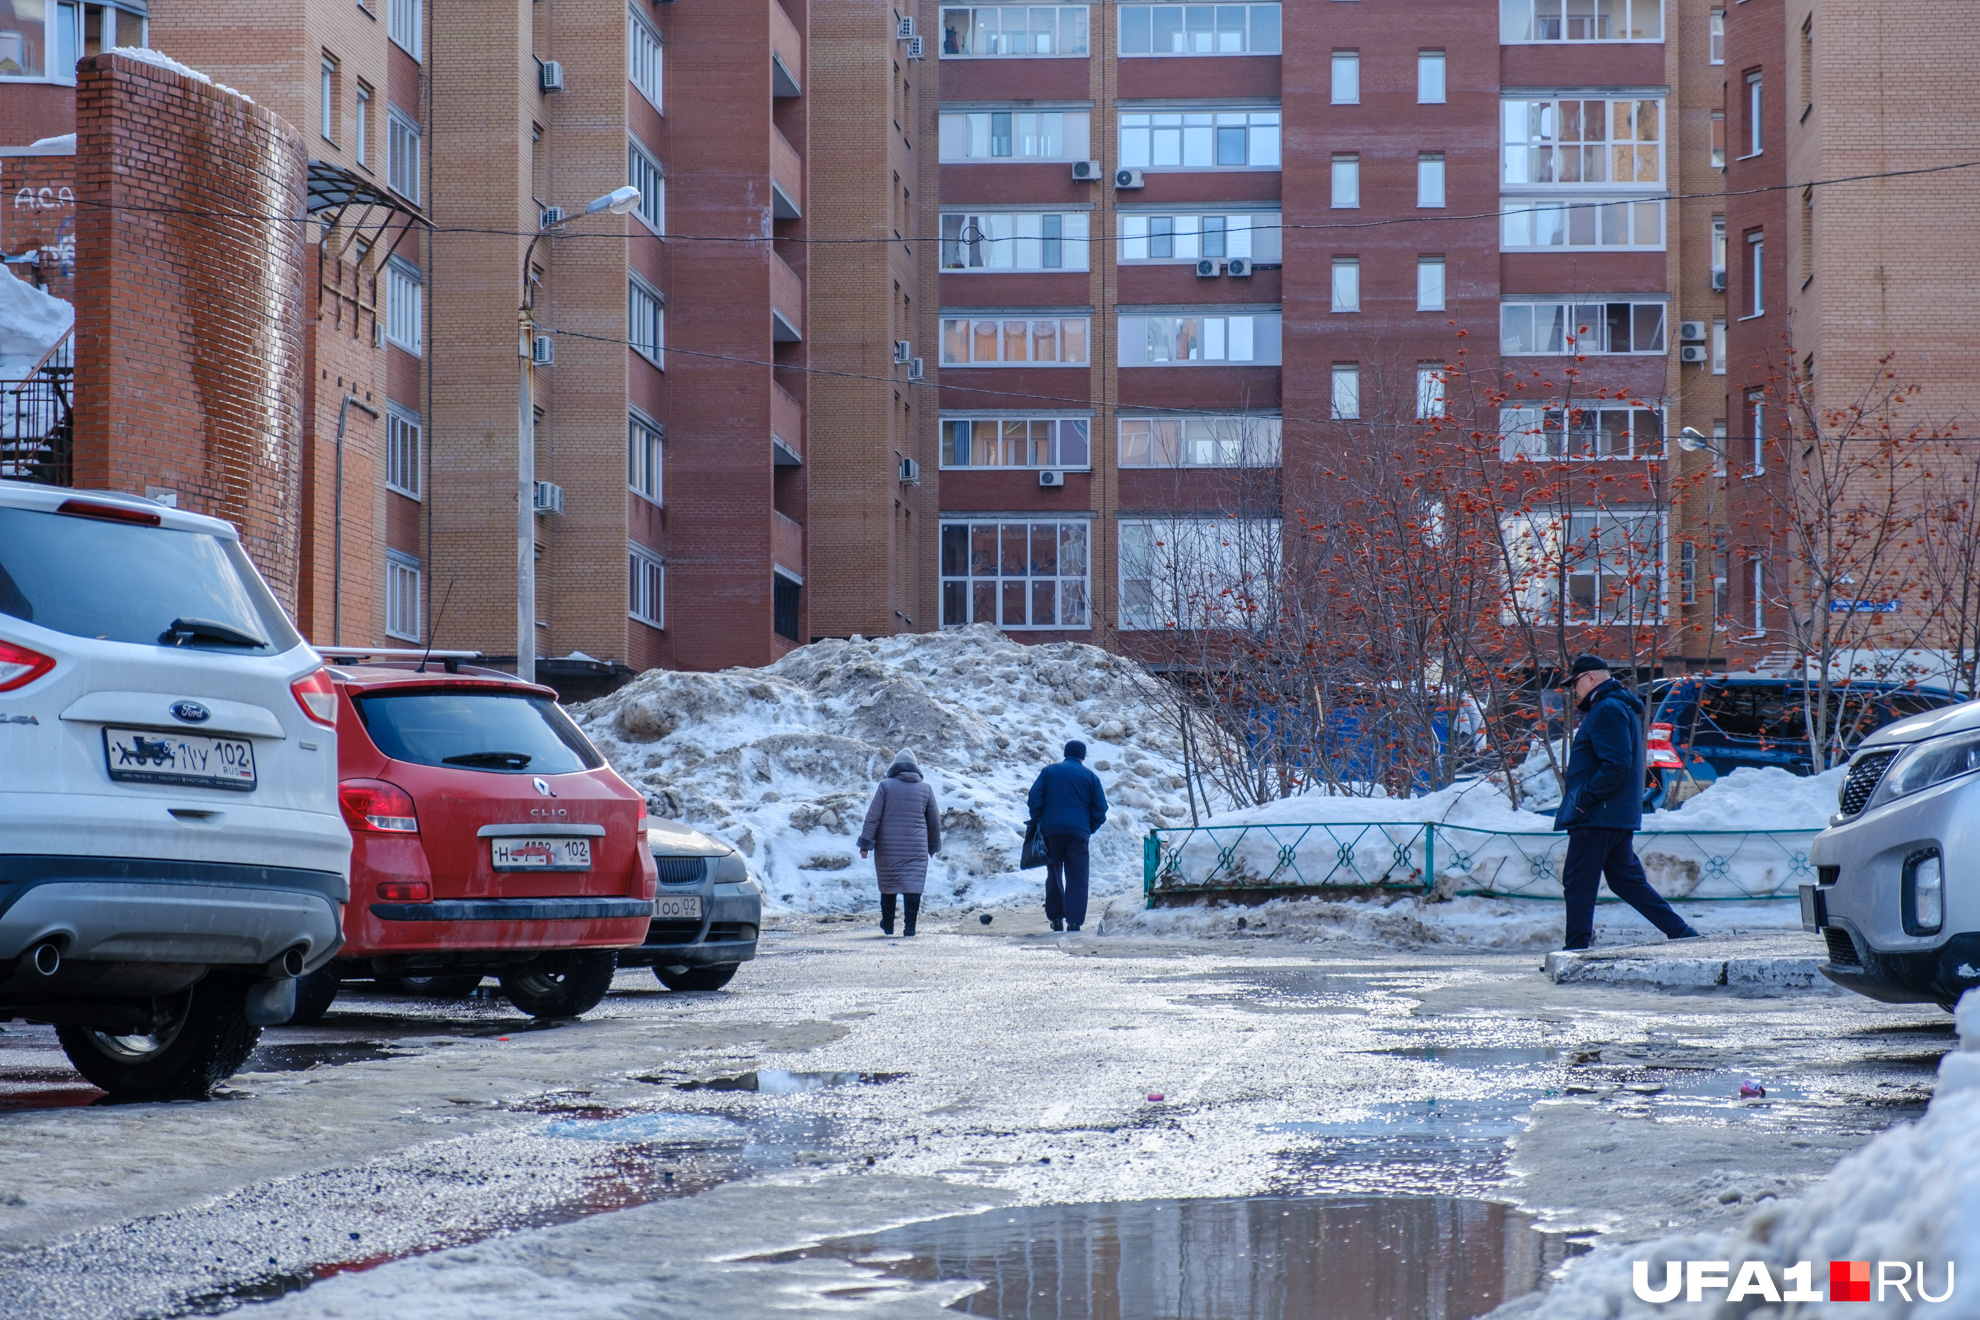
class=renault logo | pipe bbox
[170,701,211,723]
[533,776,553,797]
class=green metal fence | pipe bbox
[1143,820,1820,907]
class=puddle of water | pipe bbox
[239,1042,409,1073]
[543,1112,746,1144]
[761,1195,1572,1320]
[675,1069,907,1094]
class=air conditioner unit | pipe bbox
[1679,345,1709,364]
[1038,470,1066,488]
[1071,160,1104,182]
[1710,269,1727,292]
[899,457,921,485]
[539,206,564,228]
[895,15,915,38]
[893,340,913,363]
[908,357,925,381]
[533,481,564,515]
[1194,258,1220,278]
[532,335,555,366]
[539,60,565,93]
[1225,257,1253,278]
[905,35,925,58]
[1679,319,1707,342]
[1114,167,1144,190]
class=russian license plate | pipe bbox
[654,894,702,920]
[491,837,593,871]
[104,727,256,790]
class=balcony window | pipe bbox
[1500,0,1662,42]
[941,212,1091,271]
[942,6,1090,57]
[939,110,1090,161]
[1503,509,1666,625]
[942,417,1091,468]
[1500,299,1666,354]
[1500,404,1668,459]
[940,316,1090,366]
[1118,312,1282,365]
[1119,416,1282,467]
[940,519,1091,630]
[1117,211,1282,264]
[1119,518,1282,630]
[1500,197,1665,249]
[1118,4,1280,55]
[1502,98,1663,186]
[1119,109,1280,170]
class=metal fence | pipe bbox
[1,335,74,488]
[1143,819,1819,906]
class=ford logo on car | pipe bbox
[169,701,211,723]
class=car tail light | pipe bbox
[1647,721,1683,770]
[57,497,162,526]
[340,778,419,833]
[292,668,338,727]
[0,638,55,692]
[376,879,432,902]
[634,843,658,900]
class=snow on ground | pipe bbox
[574,625,1191,914]
[1517,990,1980,1319]
[0,269,72,382]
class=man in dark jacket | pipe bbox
[1553,655,1701,951]
[1026,740,1108,932]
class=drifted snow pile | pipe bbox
[1513,990,1980,1319]
[573,625,1191,913]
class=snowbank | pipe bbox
[1521,990,1980,1318]
[0,270,72,382]
[574,626,1190,913]
[108,46,253,102]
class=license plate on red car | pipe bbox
[490,837,592,871]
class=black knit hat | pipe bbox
[1064,740,1087,761]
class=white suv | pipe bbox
[0,483,350,1096]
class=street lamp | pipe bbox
[1677,426,1718,454]
[516,186,641,684]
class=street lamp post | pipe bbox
[516,186,641,684]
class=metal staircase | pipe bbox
[0,330,73,487]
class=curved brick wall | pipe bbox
[71,52,308,609]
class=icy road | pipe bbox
[0,915,1950,1319]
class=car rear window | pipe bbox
[0,504,301,653]
[353,690,605,775]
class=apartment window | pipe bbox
[629,4,663,110]
[1118,3,1279,54]
[939,519,1091,630]
[629,544,665,629]
[1711,318,1726,374]
[320,57,337,141]
[1747,393,1765,474]
[1501,300,1665,354]
[1417,153,1446,207]
[1799,18,1812,115]
[385,405,421,497]
[1117,211,1282,264]
[1800,190,1813,286]
[1504,510,1666,624]
[1679,541,1697,604]
[389,0,420,60]
[1118,312,1282,365]
[1501,198,1663,251]
[1118,416,1282,468]
[1500,403,1667,460]
[1330,257,1360,313]
[1119,109,1280,170]
[1331,365,1360,420]
[773,572,799,641]
[629,412,663,503]
[385,259,421,355]
[939,109,1090,161]
[942,417,1091,469]
[1749,559,1765,632]
[941,212,1092,271]
[1416,366,1447,419]
[1417,256,1447,311]
[629,141,665,234]
[630,278,664,364]
[1119,518,1282,631]
[1709,9,1724,62]
[944,5,1090,56]
[1502,98,1663,186]
[387,107,421,203]
[1712,533,1729,625]
[1418,51,1446,104]
[940,315,1090,365]
[385,552,421,641]
[1746,232,1763,316]
[1331,51,1358,104]
[1710,111,1724,169]
[354,82,371,166]
[1712,419,1728,477]
[1745,71,1762,156]
[1711,214,1726,278]
[1500,0,1661,41]
[1331,154,1359,208]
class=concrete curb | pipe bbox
[1544,936,1841,994]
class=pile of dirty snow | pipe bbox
[1514,990,1980,1318]
[574,626,1191,913]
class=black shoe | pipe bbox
[1559,941,1591,952]
[1050,919,1064,932]
[1066,924,1082,933]
[881,922,894,936]
[1669,926,1703,940]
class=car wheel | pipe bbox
[286,965,343,1025]
[397,973,485,1000]
[498,950,620,1018]
[655,964,739,993]
[55,973,261,1099]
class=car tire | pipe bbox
[397,973,485,1000]
[286,965,343,1025]
[655,963,739,993]
[499,950,620,1018]
[56,973,261,1099]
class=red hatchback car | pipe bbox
[288,659,655,1022]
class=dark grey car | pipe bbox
[616,819,760,991]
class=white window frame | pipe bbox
[1118,517,1282,631]
[1502,508,1668,625]
[1748,394,1766,475]
[1709,9,1725,62]
[1118,415,1282,468]
[1747,232,1764,317]
[1331,364,1360,420]
[354,82,371,166]
[1417,256,1447,311]
[387,107,421,204]
[1117,311,1282,365]
[1416,365,1447,419]
[1116,3,1280,56]
[938,518,1093,631]
[389,0,421,61]
[941,416,1093,470]
[1711,318,1727,374]
[1500,197,1664,250]
[1117,108,1282,171]
[1745,71,1762,156]
[1501,97,1664,189]
[629,543,665,629]
[1417,50,1446,104]
[940,211,1092,272]
[1116,211,1282,264]
[385,404,421,498]
[629,411,663,504]
[939,315,1092,367]
[630,277,665,365]
[1331,154,1359,209]
[939,109,1091,162]
[385,551,422,641]
[1331,51,1359,104]
[1500,402,1669,460]
[320,57,337,142]
[629,140,665,235]
[944,5,1092,57]
[1330,257,1359,313]
[629,4,663,112]
[1499,298,1667,355]
[385,258,422,356]
[1750,558,1765,632]
[1418,153,1446,208]
[1500,0,1663,42]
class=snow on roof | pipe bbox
[25,133,75,154]
[109,46,254,103]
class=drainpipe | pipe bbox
[333,395,382,646]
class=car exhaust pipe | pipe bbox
[20,942,59,978]
[264,945,307,980]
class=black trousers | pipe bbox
[1561,826,1691,948]
[880,892,920,933]
[1044,833,1090,929]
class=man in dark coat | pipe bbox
[1026,739,1108,932]
[1553,655,1701,951]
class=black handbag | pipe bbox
[1020,817,1049,870]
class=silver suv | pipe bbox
[0,484,350,1095]
[1806,697,1980,1010]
